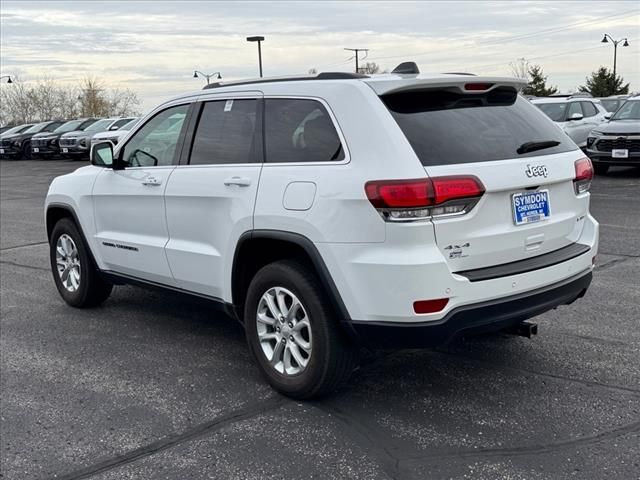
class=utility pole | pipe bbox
[344,48,369,74]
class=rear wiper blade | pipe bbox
[517,140,561,155]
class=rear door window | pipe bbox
[382,88,575,166]
[581,101,598,117]
[189,99,260,165]
[264,98,344,163]
[566,102,582,119]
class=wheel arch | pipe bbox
[231,230,356,338]
[46,203,100,268]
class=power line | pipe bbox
[367,9,639,62]
[344,48,369,73]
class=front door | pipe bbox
[92,103,191,285]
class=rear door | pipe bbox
[164,93,263,299]
[381,86,589,273]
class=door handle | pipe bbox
[224,176,251,187]
[142,176,162,186]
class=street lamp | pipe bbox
[0,75,12,84]
[600,34,629,90]
[193,70,222,85]
[246,36,265,78]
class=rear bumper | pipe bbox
[351,270,592,348]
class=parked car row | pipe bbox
[531,94,640,174]
[0,116,138,160]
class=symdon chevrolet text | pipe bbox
[45,66,599,399]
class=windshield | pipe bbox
[383,89,574,166]
[536,102,567,122]
[611,100,640,121]
[120,118,138,131]
[24,122,49,134]
[2,124,32,136]
[84,119,113,132]
[54,120,83,133]
[600,99,620,113]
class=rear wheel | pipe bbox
[244,260,357,399]
[49,218,112,307]
[593,163,609,175]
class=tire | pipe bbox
[49,218,112,307]
[21,142,31,160]
[593,163,609,175]
[244,260,357,399]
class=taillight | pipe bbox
[365,176,485,222]
[574,157,593,194]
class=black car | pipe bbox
[0,120,65,160]
[30,118,98,159]
[587,97,640,174]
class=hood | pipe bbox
[60,130,87,139]
[594,120,640,135]
[0,132,22,141]
[93,129,128,141]
[32,131,62,140]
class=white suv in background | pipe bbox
[532,95,608,148]
[45,69,598,398]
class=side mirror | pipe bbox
[109,125,120,131]
[568,112,584,121]
[91,141,115,168]
[604,112,612,120]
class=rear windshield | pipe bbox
[382,88,575,166]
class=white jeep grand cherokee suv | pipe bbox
[45,69,598,399]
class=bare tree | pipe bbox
[308,68,318,75]
[358,62,382,74]
[510,57,529,80]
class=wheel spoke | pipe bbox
[275,288,289,318]
[286,298,302,321]
[283,345,293,371]
[290,343,308,368]
[258,331,278,342]
[264,292,281,320]
[257,311,275,326]
[270,340,285,366]
[69,269,80,290]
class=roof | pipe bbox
[531,96,595,104]
[162,70,527,107]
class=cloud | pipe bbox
[1,0,638,111]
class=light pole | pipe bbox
[601,34,629,92]
[0,75,12,84]
[193,70,222,85]
[246,36,265,77]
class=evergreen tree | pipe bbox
[522,65,558,96]
[579,67,629,97]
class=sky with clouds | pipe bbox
[1,1,638,111]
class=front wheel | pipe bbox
[244,260,357,399]
[49,218,113,307]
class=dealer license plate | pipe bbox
[62,148,68,153]
[612,149,628,158]
[33,147,39,153]
[512,190,551,226]
[0,149,4,154]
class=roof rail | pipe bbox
[442,72,477,76]
[202,72,369,90]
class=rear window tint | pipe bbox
[382,88,575,166]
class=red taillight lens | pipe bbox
[574,157,593,194]
[365,176,485,221]
[365,179,433,208]
[414,298,449,314]
[432,176,485,204]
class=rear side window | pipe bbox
[189,99,259,165]
[581,101,598,117]
[265,98,344,163]
[382,88,575,166]
[566,102,582,119]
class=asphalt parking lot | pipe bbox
[1,159,639,480]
